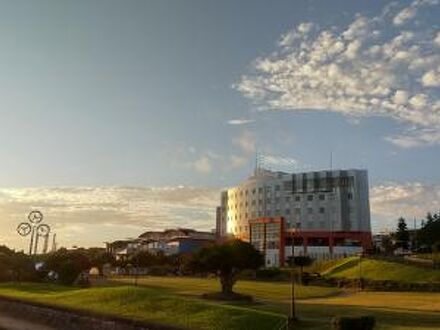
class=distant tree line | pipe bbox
[384,211,440,253]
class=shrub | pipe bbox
[256,268,281,280]
[332,315,375,330]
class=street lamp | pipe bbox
[289,222,300,324]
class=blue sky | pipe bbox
[0,0,439,249]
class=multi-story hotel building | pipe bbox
[216,168,372,266]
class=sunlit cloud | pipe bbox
[0,186,220,250]
[236,0,440,148]
[370,181,440,230]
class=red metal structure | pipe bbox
[249,217,373,267]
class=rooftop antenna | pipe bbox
[254,149,259,175]
[330,151,333,170]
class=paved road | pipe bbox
[0,312,55,330]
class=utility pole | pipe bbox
[290,241,296,323]
[289,223,300,325]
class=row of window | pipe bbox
[227,193,353,210]
[229,177,355,199]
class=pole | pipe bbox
[289,230,296,323]
[29,227,35,255]
[34,232,40,255]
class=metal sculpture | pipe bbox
[17,210,51,255]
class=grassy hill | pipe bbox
[0,283,285,330]
[321,257,440,283]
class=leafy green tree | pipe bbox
[395,217,410,250]
[289,256,313,282]
[0,246,36,282]
[419,212,440,250]
[44,248,91,285]
[192,240,264,295]
[130,251,159,268]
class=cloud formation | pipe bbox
[370,181,440,230]
[227,118,255,125]
[237,0,440,148]
[0,186,220,250]
[233,130,256,154]
[1,181,439,250]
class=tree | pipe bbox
[419,212,440,250]
[44,248,91,285]
[381,235,395,255]
[192,240,264,295]
[0,246,36,282]
[289,256,313,283]
[395,217,410,250]
[130,251,158,268]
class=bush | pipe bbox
[332,315,375,330]
[147,265,174,276]
[44,248,91,285]
[256,268,282,280]
[237,269,256,280]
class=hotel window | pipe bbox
[348,192,353,200]
[285,208,291,215]
[307,208,313,214]
[252,189,256,194]
[319,194,325,201]
[275,185,280,191]
[295,196,301,202]
[307,195,313,201]
[285,196,291,202]
[258,187,263,193]
[295,208,301,214]
[319,207,325,214]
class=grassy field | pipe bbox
[113,276,341,301]
[0,283,285,330]
[1,276,439,330]
[322,257,440,283]
[114,275,440,330]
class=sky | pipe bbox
[0,0,439,250]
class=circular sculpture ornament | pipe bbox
[28,210,44,224]
[17,222,32,236]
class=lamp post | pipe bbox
[289,222,300,324]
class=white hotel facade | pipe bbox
[216,168,372,266]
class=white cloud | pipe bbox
[227,118,255,125]
[233,130,256,154]
[370,182,440,230]
[393,7,417,25]
[262,155,298,167]
[236,0,440,148]
[193,156,212,173]
[435,32,440,46]
[0,186,220,250]
[421,69,440,87]
[229,155,248,169]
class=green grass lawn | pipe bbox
[322,257,440,283]
[0,283,285,330]
[113,276,341,302]
[114,275,440,330]
[1,276,439,330]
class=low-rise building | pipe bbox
[106,228,215,260]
